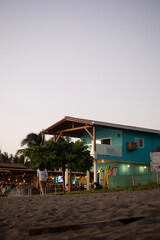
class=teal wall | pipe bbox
[82,126,160,178]
[90,162,149,176]
[82,126,122,151]
[82,126,160,164]
[122,130,160,164]
[95,127,122,146]
[82,129,93,150]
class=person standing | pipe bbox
[37,163,48,197]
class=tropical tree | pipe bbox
[16,132,45,168]
[24,140,93,193]
[21,133,45,147]
[67,141,93,172]
[16,133,45,155]
[0,151,12,163]
[0,150,26,165]
[12,154,25,165]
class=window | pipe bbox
[101,138,111,145]
[135,138,144,148]
[96,138,111,145]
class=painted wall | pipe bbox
[82,129,93,150]
[122,130,160,164]
[82,126,160,164]
[82,126,122,151]
[90,162,149,176]
[95,127,123,146]
[83,126,160,181]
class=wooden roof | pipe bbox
[41,116,94,138]
[0,163,27,169]
[41,116,160,138]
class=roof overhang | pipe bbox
[40,116,94,138]
[0,163,27,169]
[40,116,160,138]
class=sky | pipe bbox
[1,0,160,155]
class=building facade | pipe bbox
[41,116,160,188]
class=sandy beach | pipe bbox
[1,188,160,240]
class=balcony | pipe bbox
[91,144,122,157]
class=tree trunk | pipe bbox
[62,166,65,194]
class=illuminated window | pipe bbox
[96,138,111,145]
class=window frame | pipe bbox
[134,137,144,148]
[95,137,112,145]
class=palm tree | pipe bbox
[0,151,12,163]
[16,133,45,168]
[16,133,45,155]
[21,133,45,147]
[12,154,25,164]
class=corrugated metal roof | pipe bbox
[93,119,160,134]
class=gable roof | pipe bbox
[41,116,160,137]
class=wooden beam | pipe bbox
[72,122,74,128]
[56,132,63,142]
[85,127,93,139]
[56,125,92,134]
[53,135,56,142]
[93,126,96,152]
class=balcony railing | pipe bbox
[91,144,122,157]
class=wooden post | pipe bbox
[87,171,90,190]
[93,126,96,152]
[68,169,72,192]
[132,172,134,186]
[65,168,69,191]
[93,126,97,183]
[53,135,56,142]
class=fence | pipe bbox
[108,172,160,189]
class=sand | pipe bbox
[1,188,160,240]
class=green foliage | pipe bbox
[65,182,160,195]
[24,141,55,170]
[21,133,45,148]
[0,151,11,163]
[67,141,93,172]
[24,139,93,194]
[0,149,26,165]
[24,140,93,173]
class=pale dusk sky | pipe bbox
[1,0,160,154]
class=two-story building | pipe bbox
[41,116,160,187]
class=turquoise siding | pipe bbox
[82,127,122,151]
[95,127,122,146]
[82,126,160,179]
[82,129,93,150]
[82,127,160,164]
[90,162,149,176]
[122,130,160,164]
